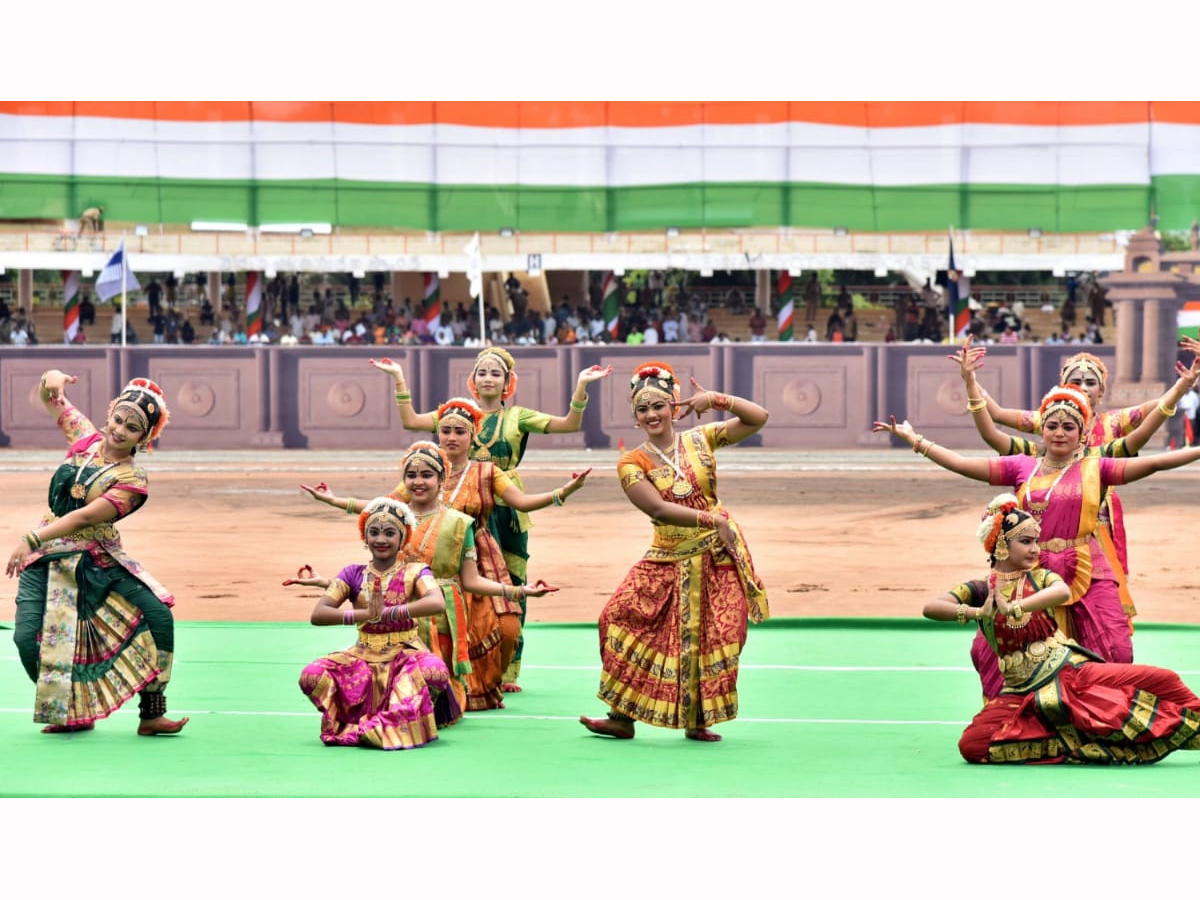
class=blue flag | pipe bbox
[95,239,141,302]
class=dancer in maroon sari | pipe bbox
[927,494,1200,764]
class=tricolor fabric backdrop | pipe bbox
[2,101,1199,233]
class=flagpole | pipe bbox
[946,225,954,343]
[120,233,128,347]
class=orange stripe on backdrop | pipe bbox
[0,100,1177,128]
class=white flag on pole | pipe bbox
[95,239,141,302]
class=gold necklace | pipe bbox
[644,436,693,498]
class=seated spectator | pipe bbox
[748,309,767,342]
[79,293,96,326]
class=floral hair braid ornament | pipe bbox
[976,493,1039,562]
[628,361,681,412]
[106,377,170,452]
[469,347,518,402]
[437,397,484,434]
[1038,384,1091,431]
[357,496,416,548]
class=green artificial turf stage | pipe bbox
[3,618,1200,798]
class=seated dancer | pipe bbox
[6,370,187,736]
[580,361,770,743]
[874,385,1200,700]
[288,497,459,749]
[928,493,1200,764]
[298,441,559,712]
[371,349,612,692]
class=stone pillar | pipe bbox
[1115,298,1139,383]
[1140,299,1161,382]
[209,272,222,314]
[18,269,32,314]
[755,269,771,312]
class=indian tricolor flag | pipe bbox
[776,271,796,341]
[422,273,441,331]
[4,103,1200,232]
[602,272,620,338]
[62,270,79,343]
[1178,301,1200,340]
[245,271,263,337]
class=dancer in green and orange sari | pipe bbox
[580,361,770,743]
[371,348,611,692]
[6,370,187,736]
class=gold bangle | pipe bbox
[956,603,967,625]
[345,497,357,515]
[966,397,988,412]
[1158,400,1178,417]
[911,433,925,454]
[552,488,564,507]
[921,441,934,458]
[1010,601,1024,620]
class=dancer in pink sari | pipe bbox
[289,497,459,749]
[876,384,1200,699]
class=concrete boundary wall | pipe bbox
[2,344,1152,452]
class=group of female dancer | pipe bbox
[10,340,1200,764]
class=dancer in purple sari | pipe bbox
[288,497,460,749]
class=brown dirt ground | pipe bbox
[3,461,1200,625]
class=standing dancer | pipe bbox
[579,361,770,743]
[875,385,1200,699]
[928,493,1200,765]
[5,370,187,736]
[291,497,459,749]
[299,441,559,713]
[371,349,611,691]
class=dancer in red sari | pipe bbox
[580,361,770,743]
[929,494,1200,764]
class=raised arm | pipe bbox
[947,337,1030,431]
[543,365,614,434]
[871,416,993,482]
[673,376,769,446]
[496,468,592,512]
[953,343,1017,454]
[370,357,437,432]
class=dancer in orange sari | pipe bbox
[371,350,611,691]
[930,493,1200,764]
[580,362,770,743]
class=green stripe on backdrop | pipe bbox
[0,172,1189,231]
[5,620,1200,798]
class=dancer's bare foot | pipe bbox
[685,728,722,742]
[137,716,189,736]
[579,715,635,739]
[41,722,94,734]
[501,682,523,693]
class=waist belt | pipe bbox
[1039,534,1092,553]
[356,629,416,650]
